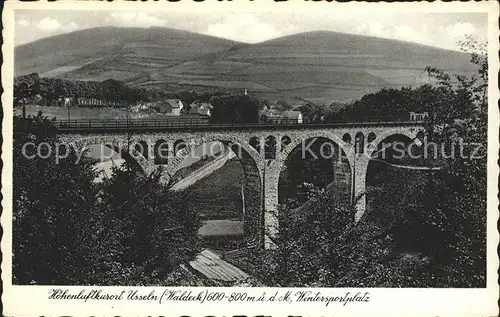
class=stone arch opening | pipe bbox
[168,137,263,248]
[173,139,186,157]
[355,132,365,154]
[265,135,277,160]
[342,133,352,145]
[154,139,169,165]
[249,136,260,153]
[278,136,352,210]
[367,132,377,144]
[65,136,151,181]
[416,131,425,142]
[281,135,291,150]
[134,140,149,160]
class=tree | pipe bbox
[209,94,260,123]
[298,102,335,123]
[13,114,202,285]
[92,165,202,285]
[415,36,487,287]
[275,100,292,111]
[14,73,44,111]
[13,113,100,284]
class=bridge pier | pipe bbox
[263,160,280,249]
[352,154,370,222]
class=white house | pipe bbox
[283,110,303,124]
[155,99,184,116]
[259,109,303,124]
[409,111,429,121]
[190,102,212,117]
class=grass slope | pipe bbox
[15,26,240,80]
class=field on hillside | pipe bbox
[15,28,476,103]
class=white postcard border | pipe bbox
[2,1,499,316]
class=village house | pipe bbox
[154,99,184,116]
[409,111,429,121]
[283,110,303,124]
[189,102,213,117]
[259,108,281,123]
[129,101,155,112]
[259,107,303,124]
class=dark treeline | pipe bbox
[14,73,150,107]
[330,82,483,123]
[209,94,261,124]
[14,73,234,109]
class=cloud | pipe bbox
[65,22,79,32]
[354,22,437,47]
[446,22,476,39]
[34,17,79,34]
[354,21,393,39]
[206,24,236,40]
[204,14,281,43]
[17,19,30,27]
[37,17,62,32]
[110,12,167,27]
[368,21,385,37]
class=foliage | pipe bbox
[13,113,100,284]
[14,74,150,107]
[274,100,293,111]
[409,35,487,287]
[90,164,202,285]
[297,102,328,123]
[12,114,202,285]
[209,94,261,123]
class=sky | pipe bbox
[14,10,487,51]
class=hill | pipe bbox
[15,29,477,103]
[15,26,241,81]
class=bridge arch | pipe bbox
[249,136,261,153]
[270,131,355,232]
[278,131,354,169]
[134,140,149,160]
[366,129,421,159]
[360,128,424,222]
[367,132,377,144]
[355,132,365,154]
[265,135,277,160]
[173,139,187,157]
[280,135,291,150]
[168,135,264,245]
[65,135,153,175]
[169,135,262,174]
[342,133,352,145]
[154,139,169,165]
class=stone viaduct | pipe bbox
[57,122,426,248]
